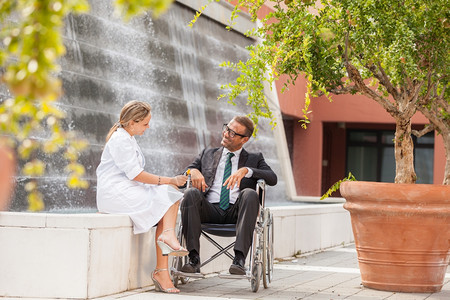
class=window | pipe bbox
[346,130,434,183]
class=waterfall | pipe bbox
[168,10,209,150]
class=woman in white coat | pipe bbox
[96,100,187,294]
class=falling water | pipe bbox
[65,14,84,67]
[168,10,209,151]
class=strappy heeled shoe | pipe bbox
[151,268,179,293]
[156,228,189,256]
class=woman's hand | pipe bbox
[170,175,188,187]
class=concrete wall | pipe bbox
[0,204,353,299]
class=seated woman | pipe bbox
[96,100,187,294]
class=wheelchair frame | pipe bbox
[170,179,274,292]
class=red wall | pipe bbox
[276,78,445,195]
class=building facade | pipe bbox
[277,76,445,197]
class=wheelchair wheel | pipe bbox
[172,255,189,287]
[171,256,182,287]
[250,261,261,292]
[250,215,264,292]
[171,225,189,287]
[262,209,274,288]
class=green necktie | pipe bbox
[219,152,235,210]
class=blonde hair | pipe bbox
[106,100,152,142]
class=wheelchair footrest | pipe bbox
[172,270,205,279]
[217,273,250,280]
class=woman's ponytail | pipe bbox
[105,122,121,142]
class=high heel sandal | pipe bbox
[157,228,189,256]
[151,269,179,293]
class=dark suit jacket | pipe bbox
[185,147,277,196]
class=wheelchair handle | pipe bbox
[257,179,266,207]
[185,169,191,189]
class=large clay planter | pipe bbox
[341,181,450,293]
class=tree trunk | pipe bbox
[394,118,417,183]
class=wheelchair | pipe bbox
[170,179,274,292]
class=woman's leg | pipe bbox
[157,200,183,248]
[153,201,181,292]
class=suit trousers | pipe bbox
[181,187,260,259]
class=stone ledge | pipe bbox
[0,204,353,299]
[270,203,346,217]
[0,212,132,228]
[0,212,145,299]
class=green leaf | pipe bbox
[320,172,356,200]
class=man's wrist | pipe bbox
[245,167,253,178]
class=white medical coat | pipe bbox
[96,128,182,234]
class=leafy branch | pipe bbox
[320,172,356,200]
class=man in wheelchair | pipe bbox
[180,116,277,275]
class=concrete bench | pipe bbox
[0,212,147,298]
[0,204,353,299]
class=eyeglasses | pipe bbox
[222,124,248,138]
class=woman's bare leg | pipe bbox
[153,201,181,292]
[157,201,183,249]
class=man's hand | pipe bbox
[223,167,248,190]
[190,168,208,192]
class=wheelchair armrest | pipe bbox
[256,179,266,207]
[257,179,266,191]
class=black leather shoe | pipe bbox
[229,256,246,275]
[180,256,201,273]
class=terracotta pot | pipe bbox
[341,181,450,293]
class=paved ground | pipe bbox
[96,244,450,300]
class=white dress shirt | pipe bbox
[206,148,253,205]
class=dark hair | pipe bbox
[232,116,254,137]
[106,100,151,142]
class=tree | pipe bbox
[0,0,174,210]
[220,0,449,184]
